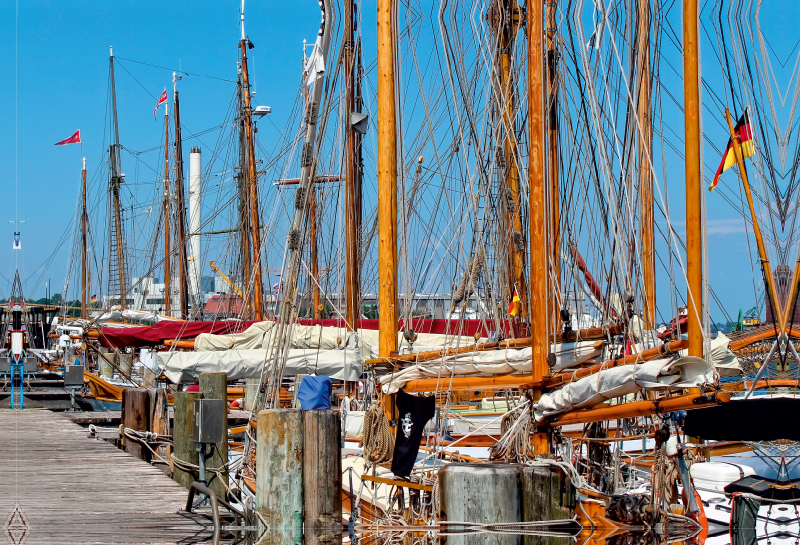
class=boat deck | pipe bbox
[0,409,210,544]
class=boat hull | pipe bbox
[75,396,122,411]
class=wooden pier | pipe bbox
[0,409,210,544]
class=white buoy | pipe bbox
[188,147,202,312]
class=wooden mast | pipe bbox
[109,49,127,309]
[377,0,398,358]
[81,158,88,319]
[724,108,781,331]
[684,0,703,357]
[240,39,264,321]
[528,0,549,454]
[162,91,172,316]
[344,0,361,330]
[546,0,560,326]
[489,1,528,323]
[310,187,321,319]
[236,70,252,307]
[638,0,655,330]
[173,76,190,319]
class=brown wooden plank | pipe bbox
[0,409,209,544]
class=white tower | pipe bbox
[188,147,202,310]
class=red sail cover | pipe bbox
[99,319,508,349]
[99,320,256,349]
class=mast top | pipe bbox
[110,46,114,58]
[240,0,246,41]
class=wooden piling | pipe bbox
[303,410,342,544]
[98,347,113,378]
[121,388,151,462]
[520,465,576,545]
[256,409,304,544]
[199,372,228,500]
[244,378,260,411]
[440,463,522,545]
[141,366,157,388]
[173,391,200,489]
[118,352,133,377]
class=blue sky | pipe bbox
[0,0,323,299]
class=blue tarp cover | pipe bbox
[297,375,332,410]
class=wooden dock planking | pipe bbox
[0,409,209,544]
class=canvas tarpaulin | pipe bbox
[99,320,256,349]
[379,341,602,394]
[193,320,485,358]
[533,356,714,420]
[158,347,362,383]
[98,318,504,350]
[680,332,741,376]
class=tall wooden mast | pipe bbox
[724,109,781,331]
[683,0,703,357]
[109,48,127,308]
[173,75,190,319]
[162,90,172,316]
[546,0,560,325]
[528,0,549,453]
[377,0,398,357]
[81,158,88,319]
[489,1,527,323]
[344,0,362,330]
[638,0,655,330]
[240,40,264,321]
[236,69,252,303]
[310,186,321,319]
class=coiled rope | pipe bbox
[361,400,395,464]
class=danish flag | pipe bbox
[154,89,168,118]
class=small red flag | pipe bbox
[154,89,168,118]
[54,129,81,146]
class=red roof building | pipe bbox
[203,294,244,318]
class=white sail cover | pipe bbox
[193,320,483,359]
[157,347,362,383]
[380,341,602,394]
[680,333,741,376]
[533,356,714,421]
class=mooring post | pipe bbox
[244,377,260,411]
[256,408,304,544]
[440,463,522,545]
[520,465,576,545]
[121,388,151,462]
[118,351,133,378]
[199,372,228,500]
[172,390,201,489]
[98,347,113,377]
[303,410,342,544]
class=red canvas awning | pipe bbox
[100,318,510,350]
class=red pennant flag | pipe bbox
[154,89,168,118]
[54,129,81,146]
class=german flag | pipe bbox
[508,288,521,317]
[709,108,755,191]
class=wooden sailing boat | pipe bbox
[50,0,800,540]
